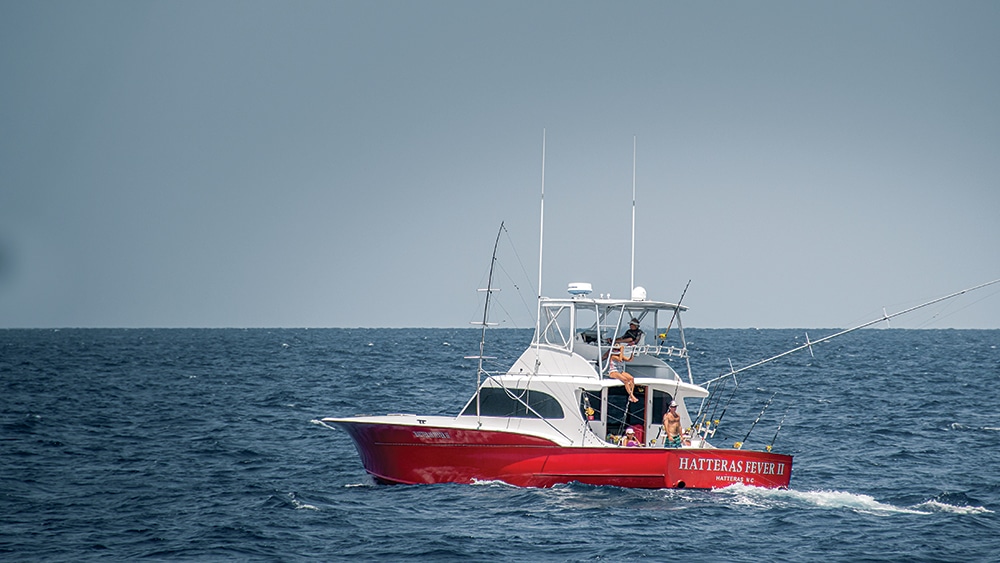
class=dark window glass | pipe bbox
[651,389,674,425]
[606,386,645,436]
[460,387,565,419]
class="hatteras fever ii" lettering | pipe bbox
[677,457,786,476]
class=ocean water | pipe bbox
[2,327,999,562]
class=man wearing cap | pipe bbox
[662,401,682,448]
[613,318,644,346]
[601,318,644,363]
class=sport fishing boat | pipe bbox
[324,278,793,489]
[323,136,998,490]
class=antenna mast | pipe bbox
[630,136,636,294]
[534,129,545,367]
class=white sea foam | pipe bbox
[914,500,992,515]
[470,478,518,487]
[950,422,1000,432]
[287,493,319,511]
[715,484,992,516]
[714,483,922,514]
[310,419,338,431]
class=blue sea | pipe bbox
[2,327,999,562]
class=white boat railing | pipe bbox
[632,344,688,359]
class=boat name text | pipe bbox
[678,456,786,476]
[413,431,451,439]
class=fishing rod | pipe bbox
[700,278,1000,387]
[694,359,740,440]
[734,392,777,449]
[693,363,724,434]
[694,376,726,432]
[710,360,742,432]
[693,380,718,438]
[766,407,790,453]
[659,279,691,343]
[465,222,504,425]
[708,359,737,422]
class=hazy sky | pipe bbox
[2,1,998,329]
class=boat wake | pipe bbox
[310,418,338,431]
[471,478,520,488]
[713,483,991,515]
[950,422,1000,432]
[286,492,320,511]
[913,499,993,515]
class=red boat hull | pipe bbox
[334,421,792,489]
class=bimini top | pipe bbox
[513,284,693,383]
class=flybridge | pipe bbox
[532,284,693,383]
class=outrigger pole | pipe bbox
[701,278,1000,387]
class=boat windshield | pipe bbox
[533,298,691,381]
[537,299,686,355]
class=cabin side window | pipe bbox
[460,388,565,419]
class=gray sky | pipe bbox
[2,1,998,329]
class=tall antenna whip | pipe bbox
[534,129,546,371]
[630,136,636,294]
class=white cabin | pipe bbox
[459,285,710,448]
